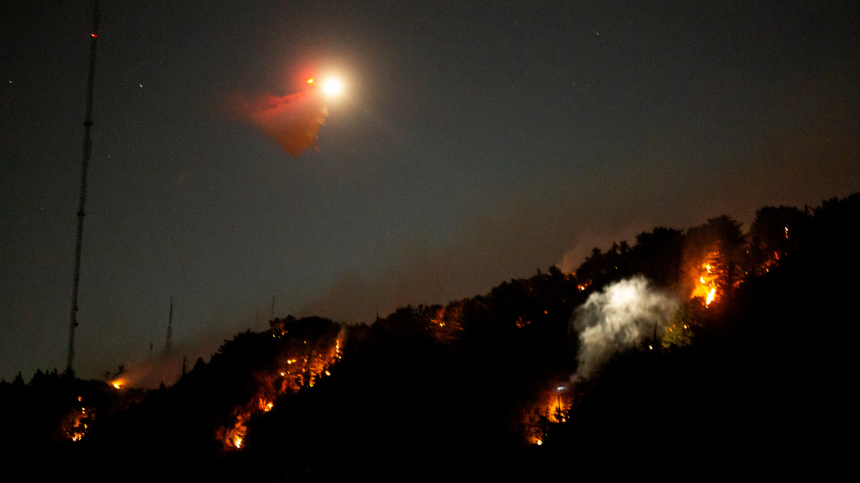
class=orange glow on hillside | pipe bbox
[218,418,248,451]
[219,323,345,450]
[529,385,572,445]
[63,400,94,442]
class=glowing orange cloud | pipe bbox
[226,89,329,158]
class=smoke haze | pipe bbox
[572,277,679,378]
[225,89,329,158]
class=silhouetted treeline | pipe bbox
[4,193,855,480]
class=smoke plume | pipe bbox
[225,89,328,158]
[571,277,679,378]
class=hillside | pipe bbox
[2,193,856,480]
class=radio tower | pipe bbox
[66,0,100,373]
[166,296,174,352]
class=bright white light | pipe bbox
[322,78,343,96]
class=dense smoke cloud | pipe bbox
[572,277,679,378]
[225,89,328,158]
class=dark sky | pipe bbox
[2,0,857,382]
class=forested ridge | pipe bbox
[3,193,856,480]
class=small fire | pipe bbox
[111,380,124,389]
[691,253,719,306]
[63,403,94,442]
[219,420,248,450]
[546,393,570,423]
[258,398,274,412]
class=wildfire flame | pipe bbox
[529,385,571,445]
[705,288,716,305]
[219,326,344,450]
[219,419,248,450]
[691,252,719,306]
[259,398,274,412]
[63,401,94,442]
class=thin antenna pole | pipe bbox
[67,0,100,373]
[166,296,173,351]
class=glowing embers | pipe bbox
[64,396,94,442]
[111,379,124,389]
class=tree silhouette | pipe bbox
[706,215,745,297]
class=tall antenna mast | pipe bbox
[67,0,100,373]
[166,296,173,351]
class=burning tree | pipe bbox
[684,215,746,306]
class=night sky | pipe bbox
[2,1,857,382]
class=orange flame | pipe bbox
[259,398,274,412]
[691,252,719,306]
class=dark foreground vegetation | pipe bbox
[3,193,856,480]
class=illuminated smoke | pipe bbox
[571,277,679,378]
[226,89,328,158]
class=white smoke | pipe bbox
[571,276,679,378]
